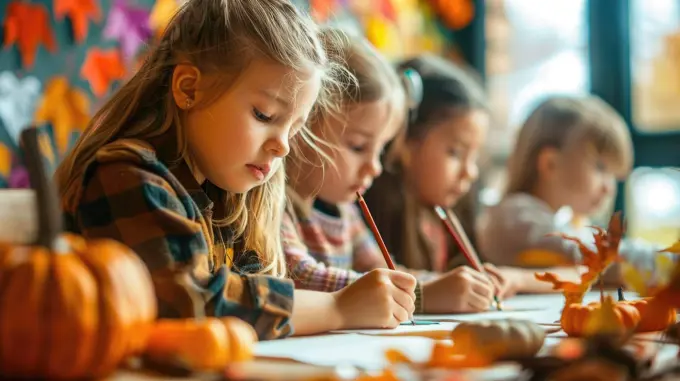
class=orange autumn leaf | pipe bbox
[54,0,102,43]
[34,77,91,155]
[431,0,474,30]
[81,48,126,97]
[3,2,57,68]
[661,241,680,254]
[535,272,582,293]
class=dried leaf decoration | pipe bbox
[54,0,102,43]
[3,2,57,68]
[34,77,91,155]
[81,48,126,97]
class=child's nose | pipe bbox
[268,134,290,157]
[462,160,479,182]
[366,156,383,178]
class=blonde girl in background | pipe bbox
[284,37,498,314]
[56,0,415,339]
[477,95,671,288]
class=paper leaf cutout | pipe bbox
[34,77,91,155]
[661,241,680,254]
[104,0,152,61]
[149,0,179,37]
[310,0,338,22]
[81,48,126,97]
[0,71,42,146]
[54,0,102,43]
[0,143,11,178]
[3,2,57,68]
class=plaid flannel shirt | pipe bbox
[62,138,294,340]
[283,188,425,313]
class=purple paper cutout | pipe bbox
[103,0,153,62]
[8,166,30,189]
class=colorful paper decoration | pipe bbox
[54,0,102,43]
[310,0,339,22]
[149,0,179,37]
[34,77,91,155]
[0,71,42,147]
[81,48,126,97]
[428,0,474,30]
[3,2,57,68]
[364,15,402,58]
[104,0,153,62]
[0,143,10,179]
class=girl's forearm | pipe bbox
[290,289,342,336]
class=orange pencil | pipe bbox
[356,192,414,325]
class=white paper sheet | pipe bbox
[255,334,435,371]
[330,321,459,336]
[414,308,563,325]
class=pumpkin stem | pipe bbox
[598,275,605,303]
[21,128,62,250]
[617,287,625,301]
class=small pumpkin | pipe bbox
[450,319,545,361]
[622,298,677,332]
[144,317,258,371]
[561,299,640,337]
[0,128,157,379]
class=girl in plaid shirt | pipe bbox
[283,34,500,314]
[56,0,415,340]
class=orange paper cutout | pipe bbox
[34,77,91,155]
[149,0,179,38]
[54,0,102,43]
[0,143,11,178]
[310,0,338,22]
[81,48,126,97]
[430,0,475,30]
[3,2,57,68]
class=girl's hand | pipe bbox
[484,263,526,299]
[422,266,495,313]
[332,268,416,329]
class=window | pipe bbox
[626,168,680,247]
[486,0,590,156]
[630,0,680,131]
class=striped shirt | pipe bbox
[62,137,294,340]
[282,188,385,292]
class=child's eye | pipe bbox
[447,148,463,158]
[253,108,273,122]
[349,144,366,153]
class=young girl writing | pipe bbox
[363,55,578,299]
[56,0,416,340]
[284,39,498,313]
[477,95,670,287]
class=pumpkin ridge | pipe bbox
[41,254,58,378]
[0,250,15,370]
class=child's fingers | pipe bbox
[391,299,410,323]
[387,270,417,293]
[470,278,495,300]
[391,286,416,314]
[467,292,493,311]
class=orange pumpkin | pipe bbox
[622,298,677,332]
[0,129,157,379]
[145,317,258,371]
[561,301,640,337]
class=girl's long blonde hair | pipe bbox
[56,0,346,277]
[505,95,633,196]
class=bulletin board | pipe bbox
[0,0,473,188]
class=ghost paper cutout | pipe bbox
[54,0,102,43]
[149,0,179,38]
[0,72,41,147]
[81,48,126,97]
[104,0,153,61]
[3,2,57,68]
[34,77,91,155]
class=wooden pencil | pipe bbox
[356,192,414,325]
[433,206,503,311]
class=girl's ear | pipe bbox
[171,64,202,109]
[536,146,560,180]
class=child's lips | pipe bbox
[246,163,271,180]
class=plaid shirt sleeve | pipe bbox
[74,160,294,340]
[347,204,390,272]
[281,211,362,292]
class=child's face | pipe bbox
[405,110,489,208]
[183,58,321,193]
[314,100,402,203]
[552,145,617,215]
